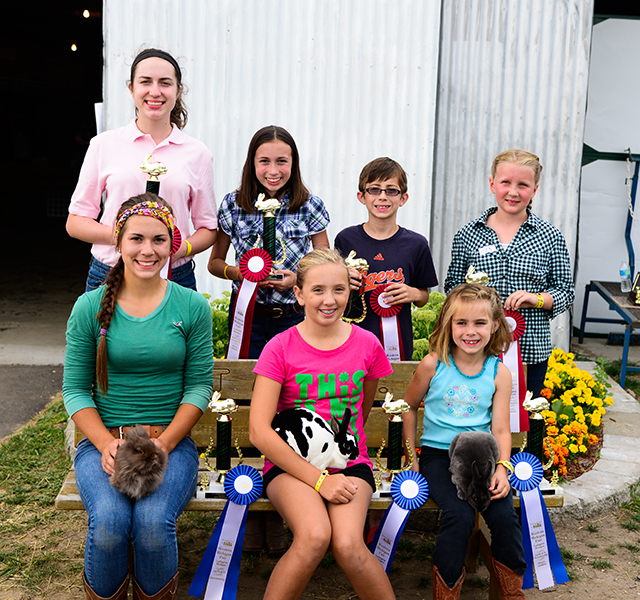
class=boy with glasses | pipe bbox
[335,157,438,361]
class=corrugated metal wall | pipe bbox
[431,0,593,350]
[102,0,593,351]
[102,0,442,299]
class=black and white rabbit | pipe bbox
[448,431,499,512]
[109,425,168,500]
[271,407,359,470]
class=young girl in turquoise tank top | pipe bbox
[403,283,528,599]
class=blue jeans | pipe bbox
[526,359,549,398]
[419,446,526,588]
[85,256,197,292]
[228,293,304,359]
[75,437,199,596]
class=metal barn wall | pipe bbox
[102,0,442,299]
[431,0,593,351]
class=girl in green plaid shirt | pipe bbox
[444,149,575,397]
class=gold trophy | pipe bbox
[199,392,243,493]
[374,393,414,492]
[342,251,370,323]
[140,154,167,194]
[255,193,286,280]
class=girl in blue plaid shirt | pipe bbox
[444,149,575,397]
[207,125,330,553]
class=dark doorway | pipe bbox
[3,3,103,295]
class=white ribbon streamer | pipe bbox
[521,488,554,590]
[227,280,258,359]
[380,316,401,361]
[502,339,520,432]
[204,502,248,600]
[372,503,409,571]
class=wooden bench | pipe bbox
[55,359,564,598]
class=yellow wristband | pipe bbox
[497,460,514,475]
[535,294,544,309]
[184,240,193,257]
[223,265,231,280]
[315,470,329,492]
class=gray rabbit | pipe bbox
[448,431,499,512]
[109,425,168,500]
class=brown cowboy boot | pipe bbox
[133,573,178,600]
[433,565,465,600]
[492,559,527,599]
[83,572,129,600]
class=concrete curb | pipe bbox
[549,361,640,523]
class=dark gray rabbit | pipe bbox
[109,425,168,500]
[448,431,499,512]
[272,407,359,470]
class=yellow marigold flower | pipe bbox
[579,445,587,453]
[569,444,579,453]
[605,396,614,406]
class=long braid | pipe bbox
[94,192,175,392]
[95,258,125,392]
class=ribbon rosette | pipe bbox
[189,465,263,600]
[159,226,182,281]
[226,249,273,359]
[370,285,404,361]
[500,309,528,432]
[370,470,429,573]
[509,453,569,590]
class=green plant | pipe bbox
[411,291,446,360]
[540,349,614,479]
[589,558,613,569]
[202,291,231,358]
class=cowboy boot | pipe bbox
[83,572,129,600]
[492,558,526,599]
[433,565,465,600]
[133,573,178,600]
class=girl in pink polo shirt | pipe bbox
[67,48,217,291]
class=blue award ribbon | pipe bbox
[509,452,569,590]
[370,471,429,573]
[189,465,263,599]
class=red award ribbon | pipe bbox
[160,226,182,281]
[370,285,404,361]
[226,249,273,359]
[500,309,528,432]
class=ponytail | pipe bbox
[95,258,125,392]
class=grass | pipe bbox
[601,358,640,396]
[0,395,84,595]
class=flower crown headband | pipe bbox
[115,201,175,238]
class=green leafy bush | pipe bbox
[202,289,446,361]
[411,291,446,360]
[202,292,231,358]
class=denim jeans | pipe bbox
[85,256,197,292]
[75,437,199,596]
[526,359,549,398]
[419,446,526,588]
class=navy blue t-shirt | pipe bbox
[335,225,438,359]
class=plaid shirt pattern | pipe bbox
[218,190,330,305]
[444,208,575,364]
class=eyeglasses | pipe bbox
[364,187,402,197]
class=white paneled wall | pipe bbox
[103,0,442,298]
